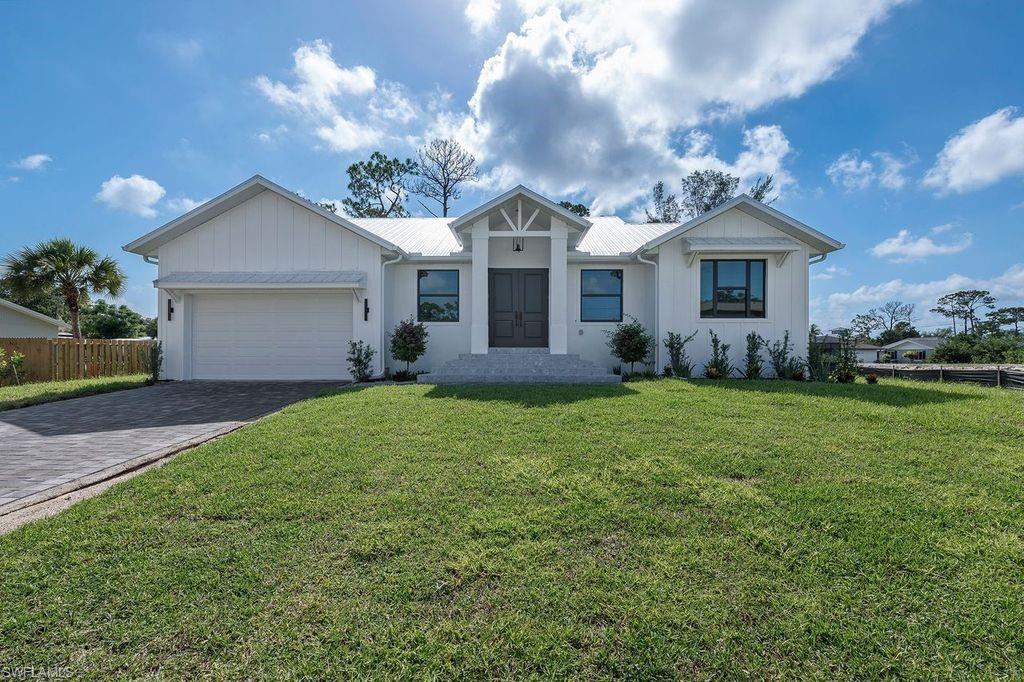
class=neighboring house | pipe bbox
[0,298,64,338]
[880,337,943,363]
[854,342,881,364]
[124,175,844,382]
[813,332,879,363]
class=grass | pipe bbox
[1,378,1022,678]
[0,374,148,411]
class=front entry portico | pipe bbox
[489,268,548,347]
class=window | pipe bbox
[417,270,459,321]
[580,269,623,322]
[700,259,766,318]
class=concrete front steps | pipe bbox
[417,347,621,384]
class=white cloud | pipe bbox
[95,174,166,217]
[255,40,425,153]
[815,264,1024,330]
[165,196,207,213]
[316,115,384,152]
[255,40,375,117]
[811,264,850,281]
[826,149,912,191]
[256,124,289,144]
[923,107,1024,194]
[465,0,501,33]
[10,153,52,171]
[458,0,902,212]
[869,227,972,263]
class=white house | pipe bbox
[880,337,943,363]
[124,175,844,383]
[0,298,64,338]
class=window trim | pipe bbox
[417,269,460,322]
[699,259,766,319]
[580,268,624,323]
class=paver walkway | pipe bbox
[0,381,339,511]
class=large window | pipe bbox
[418,270,459,322]
[700,259,766,318]
[580,269,623,322]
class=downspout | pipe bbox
[635,250,659,370]
[379,252,404,377]
[144,255,158,264]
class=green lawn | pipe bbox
[1,379,1022,678]
[0,374,148,411]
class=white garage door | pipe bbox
[191,292,353,380]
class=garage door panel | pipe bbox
[191,292,353,380]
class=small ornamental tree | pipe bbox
[742,331,764,380]
[347,340,376,382]
[663,330,698,378]
[390,317,429,375]
[703,330,735,379]
[605,316,655,374]
[767,331,793,379]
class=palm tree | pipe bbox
[2,238,125,338]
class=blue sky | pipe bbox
[2,0,1022,328]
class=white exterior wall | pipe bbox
[155,190,383,380]
[568,262,655,370]
[0,306,60,338]
[655,208,810,376]
[384,261,472,374]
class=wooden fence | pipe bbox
[0,338,154,383]
[859,363,1024,391]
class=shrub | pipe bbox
[0,347,26,385]
[767,331,794,379]
[347,340,376,382]
[866,373,879,384]
[932,332,1024,364]
[390,316,429,374]
[829,330,858,384]
[742,331,764,380]
[790,367,805,381]
[145,342,163,385]
[663,330,698,378]
[806,331,835,382]
[390,369,417,382]
[605,316,655,373]
[703,330,735,379]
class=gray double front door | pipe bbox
[488,268,549,347]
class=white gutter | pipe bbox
[809,252,827,265]
[143,255,158,264]
[635,251,659,370]
[379,252,404,376]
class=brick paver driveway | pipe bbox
[0,381,340,511]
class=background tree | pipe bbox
[2,238,124,338]
[930,299,960,334]
[747,175,777,204]
[410,138,479,217]
[877,321,920,346]
[80,300,154,339]
[849,313,880,340]
[679,170,739,218]
[342,152,418,217]
[558,200,590,217]
[645,181,681,223]
[988,306,1024,334]
[677,170,780,218]
[944,290,995,334]
[0,279,67,321]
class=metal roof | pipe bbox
[349,218,461,257]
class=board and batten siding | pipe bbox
[655,207,810,375]
[155,189,384,380]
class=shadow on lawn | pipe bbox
[689,378,984,407]
[424,382,638,407]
